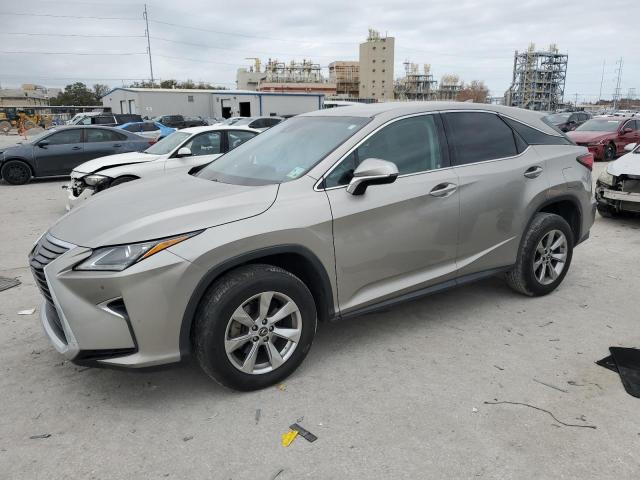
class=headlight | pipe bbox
[74,231,201,271]
[83,174,111,187]
[598,171,615,186]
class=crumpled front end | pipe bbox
[596,173,640,214]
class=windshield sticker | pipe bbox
[286,167,306,179]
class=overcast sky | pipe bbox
[0,0,637,102]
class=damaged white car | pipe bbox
[596,142,640,217]
[65,125,259,210]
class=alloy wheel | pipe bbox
[224,291,302,375]
[533,229,568,285]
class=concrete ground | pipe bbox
[1,143,639,479]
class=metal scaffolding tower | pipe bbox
[506,43,568,111]
[394,62,437,100]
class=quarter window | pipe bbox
[85,129,126,142]
[444,112,518,165]
[46,129,83,145]
[228,130,257,150]
[324,115,444,188]
[183,132,221,156]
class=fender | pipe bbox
[178,244,335,358]
[522,193,583,250]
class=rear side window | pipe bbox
[86,129,126,142]
[504,116,572,145]
[324,114,445,188]
[228,130,257,150]
[122,124,139,132]
[443,112,518,165]
[140,123,159,132]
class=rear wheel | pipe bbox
[506,213,574,296]
[1,160,31,185]
[193,264,317,391]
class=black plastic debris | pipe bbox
[0,277,21,292]
[290,423,318,443]
[597,347,640,398]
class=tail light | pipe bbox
[577,152,593,171]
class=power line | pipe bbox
[0,12,139,20]
[0,32,145,38]
[0,50,147,56]
[154,54,244,68]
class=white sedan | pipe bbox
[65,125,259,210]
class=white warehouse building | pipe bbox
[101,87,324,119]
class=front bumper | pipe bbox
[595,182,640,213]
[30,233,204,368]
[65,183,95,211]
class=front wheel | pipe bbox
[1,160,31,185]
[193,264,317,391]
[604,143,616,161]
[506,213,574,296]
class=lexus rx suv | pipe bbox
[30,102,596,391]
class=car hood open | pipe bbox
[49,174,279,248]
[608,151,640,177]
[567,131,612,144]
[73,151,162,175]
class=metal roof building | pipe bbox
[101,87,324,119]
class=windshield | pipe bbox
[545,113,570,123]
[144,131,190,154]
[197,116,369,185]
[575,119,621,132]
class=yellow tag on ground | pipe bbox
[281,429,298,447]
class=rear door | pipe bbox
[83,128,130,163]
[442,111,549,276]
[33,128,84,176]
[164,130,223,172]
[324,113,460,313]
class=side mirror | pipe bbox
[624,143,637,152]
[37,140,49,148]
[346,158,398,195]
[622,128,633,134]
[176,147,192,157]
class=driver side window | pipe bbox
[324,114,444,188]
[183,132,221,156]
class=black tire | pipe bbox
[193,264,317,391]
[604,143,616,161]
[1,160,32,185]
[110,175,138,187]
[597,203,618,218]
[505,213,574,297]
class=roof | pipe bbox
[301,101,560,136]
[101,87,324,98]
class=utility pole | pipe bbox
[598,60,605,102]
[574,93,579,108]
[143,4,155,87]
[612,57,623,110]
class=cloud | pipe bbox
[0,0,636,102]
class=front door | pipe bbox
[616,120,640,154]
[324,113,460,314]
[33,128,84,176]
[164,131,223,172]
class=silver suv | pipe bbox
[30,102,596,391]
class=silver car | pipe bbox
[30,102,596,391]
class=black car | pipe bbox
[545,112,591,132]
[152,115,187,129]
[0,126,151,185]
[71,113,143,127]
[183,116,208,127]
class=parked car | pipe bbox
[117,121,176,141]
[544,112,591,132]
[69,112,142,127]
[566,117,640,161]
[31,103,595,391]
[595,142,640,217]
[223,116,284,130]
[0,126,151,185]
[152,115,187,129]
[184,116,208,127]
[65,125,259,209]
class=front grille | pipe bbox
[29,234,72,342]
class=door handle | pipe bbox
[71,146,82,150]
[113,144,122,147]
[429,183,457,197]
[524,166,543,178]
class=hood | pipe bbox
[567,131,612,144]
[608,151,640,177]
[73,151,162,175]
[49,173,279,248]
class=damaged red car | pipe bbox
[567,118,640,161]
